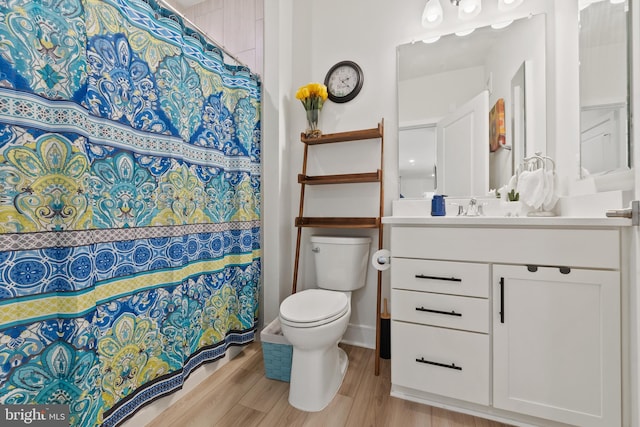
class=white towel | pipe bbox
[542,170,558,211]
[517,168,545,209]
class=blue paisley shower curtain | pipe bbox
[0,0,261,426]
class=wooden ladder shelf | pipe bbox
[292,119,385,376]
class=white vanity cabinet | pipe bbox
[385,220,625,427]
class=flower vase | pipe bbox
[305,108,322,138]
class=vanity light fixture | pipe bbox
[491,19,514,29]
[497,0,524,11]
[422,0,444,27]
[422,35,442,43]
[455,27,476,36]
[422,0,523,29]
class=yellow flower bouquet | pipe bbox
[296,82,328,137]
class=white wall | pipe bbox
[581,43,627,107]
[262,0,580,349]
[399,66,486,123]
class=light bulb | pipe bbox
[458,0,481,19]
[422,0,443,27]
[498,0,523,11]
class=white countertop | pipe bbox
[382,215,632,227]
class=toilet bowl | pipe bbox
[280,289,351,411]
[279,236,371,412]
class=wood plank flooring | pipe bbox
[148,342,512,427]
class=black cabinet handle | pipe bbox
[415,274,462,282]
[499,277,505,324]
[416,307,462,317]
[416,357,462,371]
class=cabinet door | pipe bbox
[493,265,620,427]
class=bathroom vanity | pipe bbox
[382,215,632,427]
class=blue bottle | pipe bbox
[431,194,446,216]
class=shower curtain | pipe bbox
[0,0,261,426]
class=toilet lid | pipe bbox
[280,289,349,327]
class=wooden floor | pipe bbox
[148,342,512,427]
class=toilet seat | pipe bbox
[280,289,349,328]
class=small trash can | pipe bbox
[260,317,292,382]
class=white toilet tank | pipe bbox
[310,236,371,292]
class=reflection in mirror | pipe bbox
[510,61,529,178]
[398,125,436,198]
[397,14,546,198]
[579,0,630,178]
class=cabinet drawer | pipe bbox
[391,258,489,298]
[392,289,489,333]
[391,321,489,405]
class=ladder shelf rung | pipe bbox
[295,217,380,228]
[298,171,382,185]
[300,123,383,145]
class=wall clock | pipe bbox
[324,60,364,103]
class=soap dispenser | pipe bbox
[431,194,446,216]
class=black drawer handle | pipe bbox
[416,307,462,317]
[499,277,505,324]
[415,274,462,282]
[416,357,462,371]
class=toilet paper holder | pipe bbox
[371,249,391,271]
[376,255,390,265]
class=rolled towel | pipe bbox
[542,170,558,211]
[517,168,545,209]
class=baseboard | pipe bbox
[340,323,375,349]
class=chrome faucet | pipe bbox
[466,198,480,216]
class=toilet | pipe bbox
[279,235,371,412]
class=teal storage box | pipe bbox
[260,318,292,382]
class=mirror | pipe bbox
[398,125,436,198]
[397,14,547,198]
[579,0,630,178]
